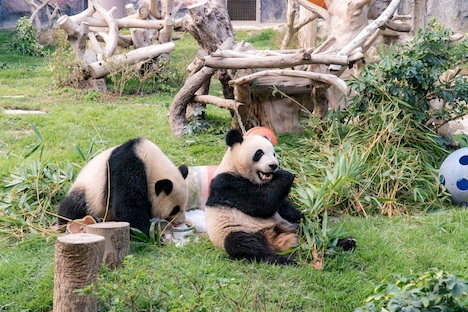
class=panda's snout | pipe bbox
[269,164,278,171]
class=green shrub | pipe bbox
[7,17,45,56]
[48,29,85,88]
[282,23,467,266]
[349,20,468,135]
[355,268,468,311]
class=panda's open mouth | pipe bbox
[258,171,273,182]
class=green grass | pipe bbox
[0,28,467,311]
[1,211,466,311]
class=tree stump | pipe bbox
[53,234,105,312]
[86,221,130,270]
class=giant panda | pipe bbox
[57,138,189,237]
[205,129,304,265]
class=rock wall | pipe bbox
[398,0,467,34]
[260,0,286,23]
[0,0,85,29]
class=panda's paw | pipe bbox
[337,237,357,252]
[274,169,295,184]
[269,254,298,266]
[290,210,304,224]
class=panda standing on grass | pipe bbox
[57,138,189,237]
[205,129,304,265]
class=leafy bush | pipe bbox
[281,23,466,265]
[284,104,452,264]
[48,29,85,88]
[355,268,468,311]
[7,17,45,56]
[350,20,468,132]
[284,107,448,212]
[105,55,187,96]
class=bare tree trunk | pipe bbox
[169,0,236,136]
[169,38,236,136]
[298,6,318,48]
[182,0,235,53]
[170,66,218,136]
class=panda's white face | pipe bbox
[231,134,279,185]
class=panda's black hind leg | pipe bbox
[57,189,89,225]
[224,231,297,265]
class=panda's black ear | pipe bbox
[178,164,189,179]
[226,129,243,147]
[155,179,173,196]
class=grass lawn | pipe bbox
[0,27,467,311]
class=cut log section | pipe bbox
[86,221,130,270]
[53,234,105,312]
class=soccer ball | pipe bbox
[438,147,468,205]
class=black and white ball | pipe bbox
[439,147,468,205]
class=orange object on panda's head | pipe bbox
[244,127,278,146]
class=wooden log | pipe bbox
[53,234,105,312]
[159,0,175,45]
[194,95,242,110]
[24,0,42,39]
[249,76,314,94]
[57,15,79,36]
[282,0,297,50]
[233,76,252,131]
[46,3,61,29]
[150,0,162,19]
[182,0,235,53]
[128,8,153,50]
[138,5,150,19]
[86,222,130,270]
[125,3,136,15]
[298,4,318,49]
[330,0,402,73]
[90,0,119,57]
[338,0,402,57]
[204,53,351,69]
[29,0,51,24]
[87,42,176,78]
[230,69,350,96]
[170,66,217,136]
[69,6,96,24]
[79,16,166,29]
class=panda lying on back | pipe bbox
[57,138,189,237]
[205,129,304,265]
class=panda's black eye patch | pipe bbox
[253,149,264,162]
[170,206,180,216]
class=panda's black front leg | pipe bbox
[224,231,297,265]
[269,169,295,198]
[111,193,152,237]
[278,199,304,224]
